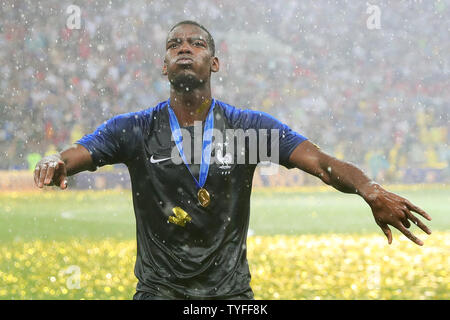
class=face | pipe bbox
[162,24,219,91]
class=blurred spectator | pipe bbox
[0,0,448,184]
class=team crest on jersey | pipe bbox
[216,144,232,169]
[213,143,233,175]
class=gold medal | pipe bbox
[197,188,210,207]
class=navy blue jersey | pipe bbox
[76,99,307,299]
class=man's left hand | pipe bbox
[365,184,432,246]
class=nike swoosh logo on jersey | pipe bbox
[150,155,173,163]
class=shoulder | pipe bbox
[216,99,284,129]
[216,99,255,120]
[103,100,169,133]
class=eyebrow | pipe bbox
[166,37,207,44]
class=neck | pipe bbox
[169,85,213,127]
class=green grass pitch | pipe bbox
[0,186,448,241]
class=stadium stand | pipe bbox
[1,0,448,188]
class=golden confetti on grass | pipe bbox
[0,233,448,299]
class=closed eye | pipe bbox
[193,41,206,47]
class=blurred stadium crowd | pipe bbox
[0,0,448,184]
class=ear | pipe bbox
[211,56,220,73]
[162,61,168,76]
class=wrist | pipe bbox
[43,153,62,161]
[358,181,382,206]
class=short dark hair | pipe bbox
[168,20,215,56]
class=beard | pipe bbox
[169,71,205,92]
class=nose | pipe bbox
[177,40,193,55]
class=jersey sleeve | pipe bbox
[226,106,308,169]
[75,113,140,169]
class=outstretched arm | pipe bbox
[34,144,95,189]
[289,140,432,246]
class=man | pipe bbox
[34,21,432,300]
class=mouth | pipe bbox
[176,56,194,64]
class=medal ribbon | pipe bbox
[167,98,215,190]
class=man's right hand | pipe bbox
[34,154,68,189]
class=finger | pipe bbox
[60,178,68,189]
[44,162,57,185]
[395,222,424,246]
[34,166,40,186]
[38,164,48,188]
[394,208,410,229]
[55,160,68,189]
[401,216,411,229]
[399,209,409,228]
[57,173,68,189]
[378,222,392,245]
[405,200,432,221]
[405,211,432,235]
